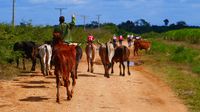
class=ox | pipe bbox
[111,45,131,76]
[134,39,151,56]
[52,32,77,103]
[75,45,82,79]
[13,41,38,71]
[85,42,96,73]
[38,44,52,76]
[98,41,115,78]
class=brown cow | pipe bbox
[134,39,151,56]
[111,45,131,76]
[52,32,77,103]
[98,41,115,78]
[85,42,96,73]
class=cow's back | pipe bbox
[113,46,130,62]
[99,45,109,64]
[139,40,151,50]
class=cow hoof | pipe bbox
[49,72,53,76]
[56,99,60,103]
[67,96,72,100]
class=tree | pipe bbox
[118,20,135,32]
[176,21,187,27]
[163,19,169,26]
[134,19,150,27]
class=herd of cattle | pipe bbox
[12,34,151,103]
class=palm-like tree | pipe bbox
[163,19,169,26]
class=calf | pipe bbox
[111,45,131,76]
[134,39,151,56]
[38,44,52,76]
[13,41,38,71]
[98,41,115,78]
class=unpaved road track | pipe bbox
[0,43,187,112]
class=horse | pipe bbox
[85,42,96,73]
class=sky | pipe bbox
[1,0,200,26]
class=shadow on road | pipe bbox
[14,80,52,84]
[16,85,48,89]
[19,96,49,102]
[78,73,96,77]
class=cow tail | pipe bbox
[106,43,108,59]
[123,46,126,59]
[45,45,49,63]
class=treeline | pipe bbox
[80,19,200,34]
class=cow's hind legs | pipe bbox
[55,71,60,103]
[119,63,123,76]
[122,62,125,76]
[87,58,90,72]
[71,71,76,97]
[65,76,72,100]
[127,61,131,75]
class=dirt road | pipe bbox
[0,43,188,112]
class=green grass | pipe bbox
[0,64,19,80]
[162,28,200,44]
[143,38,200,112]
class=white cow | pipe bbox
[38,44,52,76]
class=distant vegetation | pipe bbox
[162,28,200,44]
